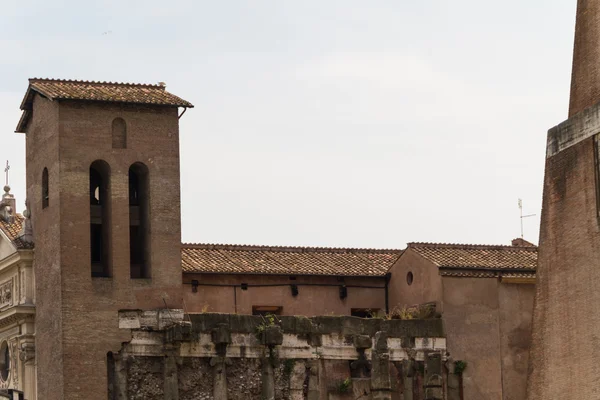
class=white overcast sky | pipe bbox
[0,1,576,248]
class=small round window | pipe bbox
[407,271,414,286]
[0,341,10,382]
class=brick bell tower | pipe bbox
[16,79,193,400]
[527,1,600,399]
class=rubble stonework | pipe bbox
[111,311,448,399]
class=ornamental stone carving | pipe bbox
[0,280,13,309]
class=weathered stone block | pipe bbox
[353,335,372,350]
[374,331,388,352]
[262,325,283,346]
[211,323,232,345]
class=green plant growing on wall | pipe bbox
[255,313,279,339]
[283,358,296,376]
[336,377,352,393]
[454,360,467,376]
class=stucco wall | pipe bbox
[0,238,15,262]
[442,277,502,400]
[498,283,534,400]
[387,249,443,313]
[183,274,386,316]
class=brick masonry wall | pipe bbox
[570,0,600,117]
[26,94,63,400]
[527,136,600,399]
[27,95,185,400]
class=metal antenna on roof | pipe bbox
[4,161,9,187]
[518,199,536,239]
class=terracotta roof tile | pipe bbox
[439,271,498,278]
[181,243,402,276]
[408,242,537,270]
[440,270,536,280]
[0,215,33,250]
[17,78,193,132]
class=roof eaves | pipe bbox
[181,270,389,278]
[438,266,536,273]
[408,242,538,252]
[16,84,56,133]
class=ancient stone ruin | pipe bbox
[110,311,455,400]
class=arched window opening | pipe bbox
[129,163,150,279]
[112,118,127,149]
[0,341,9,382]
[90,160,111,278]
[42,168,49,209]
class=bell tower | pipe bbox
[16,79,193,400]
[528,1,600,399]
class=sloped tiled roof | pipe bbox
[408,242,537,279]
[16,78,193,132]
[0,215,33,250]
[181,243,402,276]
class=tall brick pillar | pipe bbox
[527,1,600,399]
[569,0,600,116]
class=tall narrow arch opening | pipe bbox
[129,162,150,278]
[112,118,127,149]
[90,160,111,277]
[42,167,49,209]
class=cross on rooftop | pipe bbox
[4,161,9,187]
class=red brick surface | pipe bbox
[570,0,600,116]
[527,137,600,399]
[26,95,185,399]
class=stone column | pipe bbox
[445,357,460,400]
[424,352,443,400]
[112,354,128,400]
[164,354,179,400]
[19,341,35,400]
[289,361,306,400]
[306,360,320,400]
[211,323,232,400]
[371,331,392,400]
[209,357,230,400]
[260,325,283,400]
[401,360,415,400]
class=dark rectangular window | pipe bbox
[252,306,282,316]
[90,224,105,277]
[129,163,150,279]
[351,308,380,318]
[595,135,600,217]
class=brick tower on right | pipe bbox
[527,1,600,398]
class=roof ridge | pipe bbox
[29,78,165,89]
[181,242,403,254]
[407,242,537,251]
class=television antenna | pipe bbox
[518,199,536,239]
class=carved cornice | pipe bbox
[0,306,34,330]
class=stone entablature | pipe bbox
[113,311,453,400]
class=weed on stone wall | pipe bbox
[336,377,352,394]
